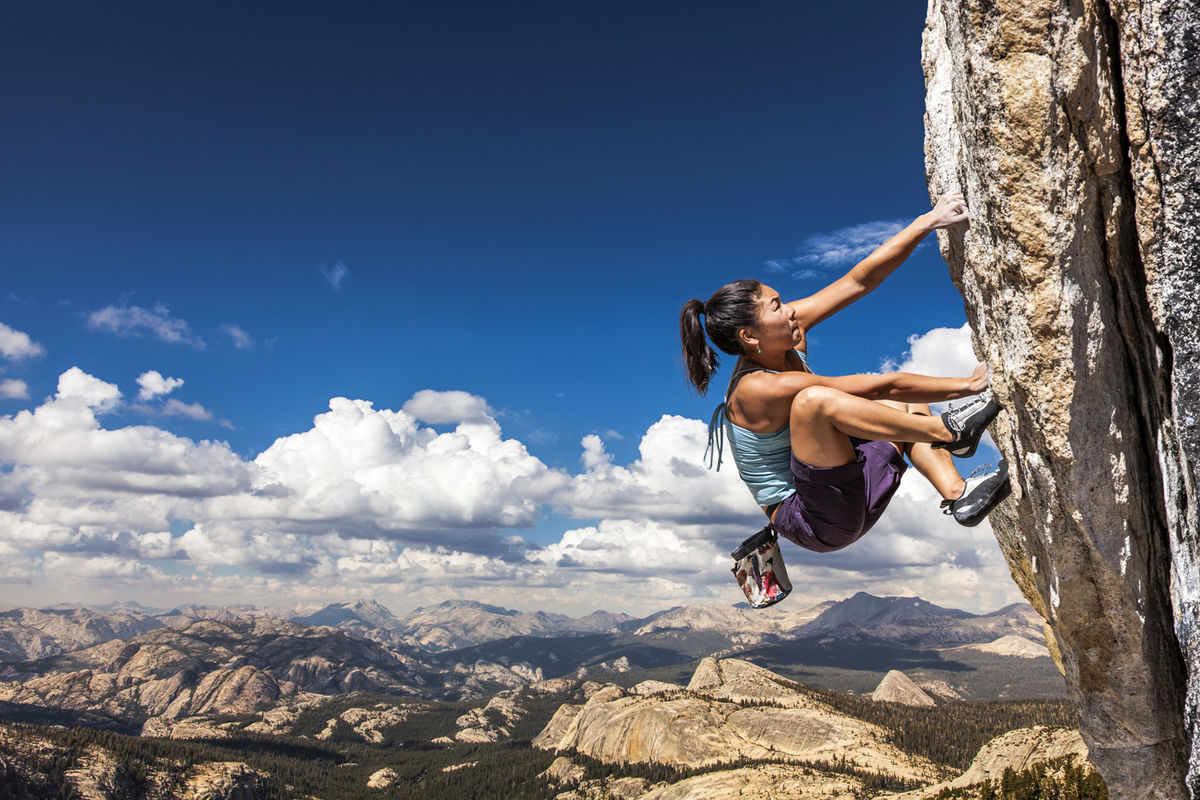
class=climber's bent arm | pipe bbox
[787,194,969,331]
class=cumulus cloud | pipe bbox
[529,518,725,575]
[0,379,29,400]
[132,372,230,428]
[884,323,979,378]
[765,219,912,277]
[221,324,253,349]
[560,415,760,526]
[42,552,169,582]
[0,369,248,505]
[0,367,1021,615]
[88,303,205,348]
[402,390,492,425]
[236,394,568,535]
[56,366,122,411]
[0,322,45,361]
[136,370,184,401]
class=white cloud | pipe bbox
[322,260,350,290]
[232,395,568,535]
[137,370,185,401]
[885,323,978,377]
[560,415,760,526]
[0,379,29,400]
[0,367,1021,615]
[529,518,725,575]
[0,369,248,504]
[221,324,253,349]
[88,303,205,348]
[56,366,122,411]
[580,434,610,470]
[402,390,492,425]
[42,552,169,582]
[765,219,913,277]
[162,399,213,421]
[0,322,45,361]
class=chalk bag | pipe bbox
[730,524,792,609]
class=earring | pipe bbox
[756,348,761,354]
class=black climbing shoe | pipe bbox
[942,460,1011,527]
[932,395,1001,458]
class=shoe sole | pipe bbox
[955,479,1012,527]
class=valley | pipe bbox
[0,593,1100,798]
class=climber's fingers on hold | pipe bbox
[929,193,970,228]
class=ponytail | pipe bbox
[680,298,717,395]
[679,279,762,396]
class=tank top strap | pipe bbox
[705,364,780,471]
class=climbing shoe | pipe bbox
[942,460,1011,527]
[932,395,1001,458]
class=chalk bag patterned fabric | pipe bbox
[730,524,792,609]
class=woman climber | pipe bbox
[679,193,1010,558]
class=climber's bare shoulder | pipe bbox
[727,368,820,432]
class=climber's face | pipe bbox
[746,284,804,353]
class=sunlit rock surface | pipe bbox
[535,657,941,781]
[923,0,1200,795]
[872,670,937,707]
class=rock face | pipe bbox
[0,618,430,719]
[880,726,1089,800]
[181,762,268,800]
[872,670,937,707]
[535,657,941,782]
[923,0,1200,797]
[954,635,1051,659]
[0,607,164,662]
[640,765,862,800]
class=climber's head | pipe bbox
[679,279,770,395]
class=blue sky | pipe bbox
[0,2,1015,615]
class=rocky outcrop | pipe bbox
[314,703,417,744]
[0,607,164,662]
[0,618,430,719]
[141,716,231,740]
[880,727,1089,799]
[454,694,525,743]
[953,635,1051,659]
[366,767,398,789]
[923,0,1200,796]
[0,722,268,799]
[639,765,863,800]
[450,659,543,698]
[180,762,268,800]
[872,670,937,707]
[535,658,941,782]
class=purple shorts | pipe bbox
[772,438,907,553]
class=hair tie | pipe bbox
[699,301,707,315]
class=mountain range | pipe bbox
[0,592,1062,719]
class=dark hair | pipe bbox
[679,279,762,395]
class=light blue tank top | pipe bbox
[704,350,811,506]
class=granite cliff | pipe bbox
[923,0,1200,796]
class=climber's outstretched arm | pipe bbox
[733,363,988,421]
[788,193,969,331]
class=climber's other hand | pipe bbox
[926,192,969,229]
[965,363,989,394]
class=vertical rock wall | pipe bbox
[922,0,1200,797]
